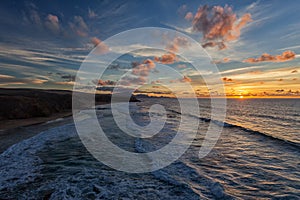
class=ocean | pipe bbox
[0,98,299,199]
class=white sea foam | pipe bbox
[0,123,76,191]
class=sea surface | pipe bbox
[0,98,299,199]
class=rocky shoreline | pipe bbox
[0,88,139,121]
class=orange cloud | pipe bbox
[0,74,15,79]
[181,76,192,82]
[154,53,178,64]
[0,74,48,85]
[191,5,251,50]
[91,37,109,54]
[32,79,48,84]
[143,59,156,69]
[91,37,101,46]
[244,51,296,63]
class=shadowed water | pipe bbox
[0,98,299,199]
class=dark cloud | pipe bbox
[135,89,172,95]
[61,75,76,82]
[96,86,114,92]
[202,41,226,50]
[222,77,233,82]
[92,79,116,86]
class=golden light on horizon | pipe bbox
[239,95,244,99]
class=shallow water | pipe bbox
[0,98,299,199]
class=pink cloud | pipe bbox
[166,36,190,52]
[69,16,89,37]
[117,59,157,86]
[212,57,230,64]
[45,14,60,34]
[90,37,109,54]
[177,64,187,69]
[131,59,156,77]
[191,5,252,50]
[244,51,296,63]
[154,53,178,64]
[185,12,193,21]
[143,59,156,69]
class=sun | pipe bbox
[239,95,244,99]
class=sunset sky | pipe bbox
[0,0,299,97]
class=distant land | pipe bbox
[0,88,139,129]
